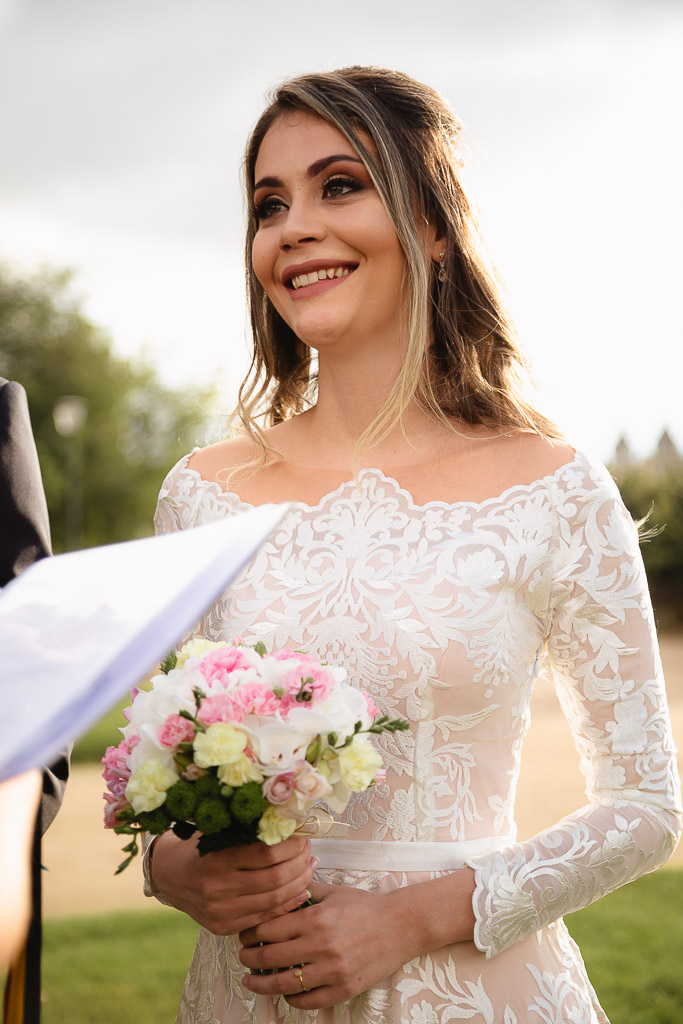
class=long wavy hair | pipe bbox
[237,65,561,455]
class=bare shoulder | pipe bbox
[496,432,576,483]
[431,426,575,501]
[187,434,266,486]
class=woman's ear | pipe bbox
[421,218,447,263]
[430,232,447,264]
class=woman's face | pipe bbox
[251,112,407,353]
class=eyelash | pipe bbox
[322,174,363,199]
[253,174,364,222]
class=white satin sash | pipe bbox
[310,834,515,871]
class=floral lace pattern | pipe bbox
[154,450,682,1024]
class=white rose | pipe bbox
[123,668,205,772]
[285,707,338,736]
[313,683,373,736]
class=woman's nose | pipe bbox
[279,196,325,250]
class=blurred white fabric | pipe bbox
[0,504,288,779]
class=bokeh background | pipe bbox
[1,1,682,1021]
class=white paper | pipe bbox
[0,505,289,780]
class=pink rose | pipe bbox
[263,772,296,805]
[233,681,280,717]
[292,762,332,809]
[197,646,253,688]
[182,763,207,781]
[197,692,242,726]
[157,713,196,748]
[374,767,387,785]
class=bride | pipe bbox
[148,66,681,1023]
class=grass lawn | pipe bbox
[42,908,198,1023]
[40,869,683,1024]
[565,869,683,1024]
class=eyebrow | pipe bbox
[254,153,365,192]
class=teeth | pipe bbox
[290,266,352,289]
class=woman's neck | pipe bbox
[274,399,444,473]
[279,344,436,469]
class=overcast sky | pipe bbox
[1,0,681,460]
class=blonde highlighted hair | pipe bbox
[237,65,561,455]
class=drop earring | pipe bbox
[438,251,446,283]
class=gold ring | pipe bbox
[295,967,308,992]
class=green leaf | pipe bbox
[159,651,177,674]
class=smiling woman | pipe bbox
[144,66,681,1024]
[238,68,563,464]
[250,112,409,361]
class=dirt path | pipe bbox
[43,636,683,918]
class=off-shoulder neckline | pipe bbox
[166,448,592,514]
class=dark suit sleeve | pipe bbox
[0,379,70,831]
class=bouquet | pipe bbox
[103,637,408,872]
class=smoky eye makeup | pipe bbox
[253,194,288,222]
[321,174,365,198]
[252,155,371,221]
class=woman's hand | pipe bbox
[239,883,406,1009]
[239,870,476,1010]
[149,831,317,935]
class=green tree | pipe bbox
[613,466,683,629]
[0,265,220,551]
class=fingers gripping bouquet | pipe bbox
[102,638,407,873]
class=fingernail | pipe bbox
[310,856,319,870]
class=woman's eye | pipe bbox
[254,196,288,221]
[322,175,362,199]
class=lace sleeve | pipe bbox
[467,459,682,958]
[153,452,196,536]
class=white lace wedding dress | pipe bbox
[153,448,681,1024]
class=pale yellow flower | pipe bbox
[193,724,247,768]
[175,637,223,669]
[337,738,383,792]
[125,759,178,813]
[217,754,264,787]
[258,806,298,845]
